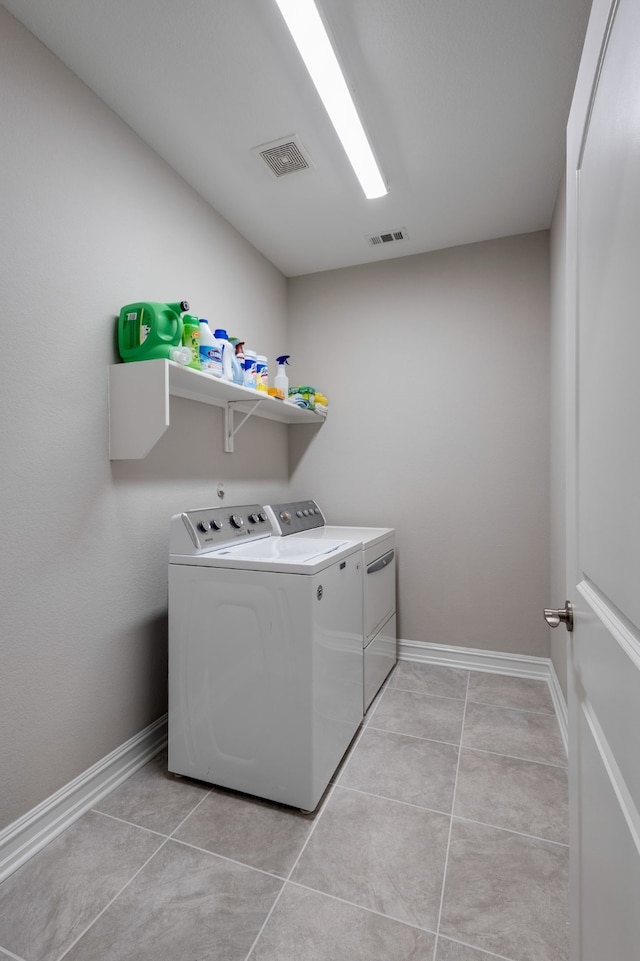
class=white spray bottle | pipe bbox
[274,355,290,400]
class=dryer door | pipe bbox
[364,541,396,643]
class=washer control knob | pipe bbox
[197,521,211,533]
[248,513,259,524]
[303,509,310,516]
[280,511,292,524]
[258,512,267,522]
[296,510,303,518]
[210,519,222,531]
[230,514,244,529]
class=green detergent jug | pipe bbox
[117,300,189,362]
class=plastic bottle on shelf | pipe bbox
[117,300,188,363]
[169,346,193,365]
[244,349,257,388]
[256,355,268,393]
[181,313,201,370]
[214,328,234,382]
[230,350,243,385]
[229,339,245,385]
[274,355,290,400]
[199,320,223,376]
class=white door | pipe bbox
[565,0,640,958]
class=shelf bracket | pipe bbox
[224,400,262,453]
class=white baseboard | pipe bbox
[0,715,167,883]
[398,638,568,755]
[399,638,551,677]
[547,660,569,755]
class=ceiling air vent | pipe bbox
[254,136,314,179]
[368,228,409,247]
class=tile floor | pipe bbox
[0,662,569,961]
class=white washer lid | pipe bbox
[170,535,359,574]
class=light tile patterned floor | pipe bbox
[0,664,569,961]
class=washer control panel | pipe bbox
[264,500,326,536]
[172,504,272,554]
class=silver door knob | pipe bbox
[544,600,574,632]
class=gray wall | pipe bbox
[288,233,551,657]
[549,175,568,697]
[0,7,292,831]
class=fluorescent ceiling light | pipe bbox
[273,0,388,200]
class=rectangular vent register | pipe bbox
[368,228,408,246]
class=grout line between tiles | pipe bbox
[240,791,332,961]
[242,881,287,961]
[287,721,370,877]
[450,814,569,848]
[433,669,470,959]
[286,878,439,936]
[242,709,376,961]
[167,785,213,838]
[458,744,568,769]
[465,697,557,716]
[387,685,467,702]
[436,933,519,961]
[54,837,170,961]
[0,944,28,961]
[335,783,453,819]
[89,780,214,840]
[89,808,174,839]
[365,722,460,747]
[167,836,287,882]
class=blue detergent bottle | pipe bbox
[199,320,223,376]
[214,329,236,382]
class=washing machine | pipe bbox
[168,504,363,811]
[264,500,396,711]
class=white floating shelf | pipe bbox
[108,359,325,459]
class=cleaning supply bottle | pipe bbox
[244,349,257,388]
[181,313,201,370]
[214,329,234,382]
[229,339,245,385]
[274,355,290,400]
[117,300,188,362]
[199,319,223,376]
[169,345,193,364]
[256,354,269,393]
[230,349,243,385]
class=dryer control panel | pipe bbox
[171,504,273,554]
[265,500,326,535]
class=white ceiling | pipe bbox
[3,0,592,276]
